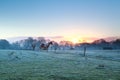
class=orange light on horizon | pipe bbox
[47,35,98,44]
[63,35,96,44]
[71,38,80,44]
[64,36,83,44]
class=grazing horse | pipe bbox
[40,42,53,50]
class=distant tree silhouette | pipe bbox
[11,41,21,50]
[52,42,59,52]
[59,41,73,50]
[31,43,36,50]
[0,39,10,49]
[113,39,120,44]
[20,37,36,50]
[111,39,120,49]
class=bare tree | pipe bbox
[32,43,36,50]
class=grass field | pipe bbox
[0,50,120,80]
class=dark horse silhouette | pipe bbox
[40,42,53,50]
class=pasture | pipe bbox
[0,50,120,80]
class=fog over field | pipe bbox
[0,0,120,80]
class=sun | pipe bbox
[65,36,84,44]
[71,38,79,44]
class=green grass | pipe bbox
[0,50,120,80]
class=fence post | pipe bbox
[83,46,86,57]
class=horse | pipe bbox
[39,42,53,51]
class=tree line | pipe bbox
[76,39,120,50]
[0,37,120,50]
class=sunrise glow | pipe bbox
[0,0,120,43]
[63,36,82,44]
[71,38,79,44]
[0,0,120,79]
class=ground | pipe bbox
[0,50,120,80]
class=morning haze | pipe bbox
[0,0,120,42]
[0,0,120,80]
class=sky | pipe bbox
[0,0,120,43]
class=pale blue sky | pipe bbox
[0,0,120,41]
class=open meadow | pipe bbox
[0,50,120,80]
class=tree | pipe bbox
[52,42,59,52]
[59,41,73,50]
[11,41,21,50]
[31,43,36,50]
[20,37,36,50]
[0,39,10,49]
[112,39,120,49]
